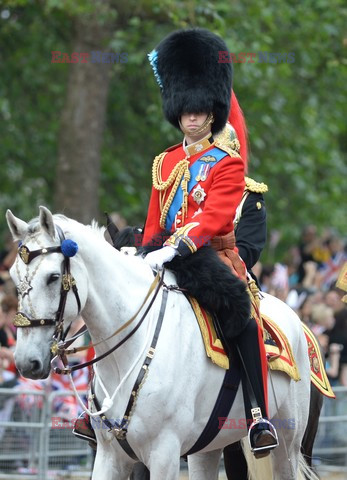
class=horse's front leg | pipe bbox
[188,449,222,480]
[146,434,181,480]
[91,443,134,480]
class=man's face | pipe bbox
[325,291,343,312]
[180,112,210,134]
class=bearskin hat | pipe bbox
[148,28,232,134]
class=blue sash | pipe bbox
[165,147,228,230]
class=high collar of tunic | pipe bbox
[183,132,214,157]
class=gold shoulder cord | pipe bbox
[214,139,241,159]
[245,177,268,194]
[152,152,191,229]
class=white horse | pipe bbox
[6,207,318,480]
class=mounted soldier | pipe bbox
[141,27,278,456]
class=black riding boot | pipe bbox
[223,442,248,480]
[234,318,278,457]
[73,412,97,450]
[130,464,150,480]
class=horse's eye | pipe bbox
[47,273,60,285]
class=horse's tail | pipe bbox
[297,453,320,480]
[241,438,273,480]
[242,440,320,479]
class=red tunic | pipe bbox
[142,140,245,255]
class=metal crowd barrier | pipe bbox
[313,385,347,475]
[0,385,346,479]
[0,387,93,480]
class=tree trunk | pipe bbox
[54,12,112,224]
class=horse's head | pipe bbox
[6,206,88,379]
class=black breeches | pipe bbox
[234,318,268,422]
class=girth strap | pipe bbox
[184,365,241,457]
[91,286,169,461]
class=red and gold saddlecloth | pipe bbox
[189,296,335,398]
[301,322,335,398]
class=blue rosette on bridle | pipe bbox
[61,239,78,257]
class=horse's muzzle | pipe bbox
[16,357,50,380]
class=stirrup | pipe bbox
[72,412,97,450]
[248,413,279,458]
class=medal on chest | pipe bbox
[192,184,206,205]
[195,164,211,182]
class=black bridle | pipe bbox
[13,226,166,377]
[13,226,81,346]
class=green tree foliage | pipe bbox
[0,0,346,258]
[0,1,70,228]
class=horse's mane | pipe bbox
[27,217,44,236]
[26,214,106,242]
[54,215,106,240]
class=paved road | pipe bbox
[179,473,227,479]
[178,468,346,479]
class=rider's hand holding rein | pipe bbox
[144,246,178,270]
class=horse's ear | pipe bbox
[39,206,56,239]
[6,210,29,241]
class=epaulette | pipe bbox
[165,142,182,152]
[214,139,241,159]
[245,176,268,194]
[214,123,240,154]
[151,143,181,169]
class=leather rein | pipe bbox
[54,271,164,375]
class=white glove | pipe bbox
[144,246,178,269]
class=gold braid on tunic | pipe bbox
[152,152,191,229]
[152,125,241,230]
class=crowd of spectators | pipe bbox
[255,225,347,387]
[0,234,18,388]
[0,294,17,387]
